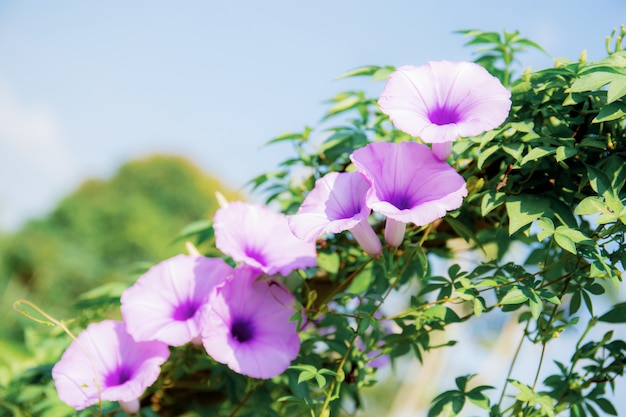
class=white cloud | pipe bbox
[0,81,77,231]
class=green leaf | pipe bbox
[477,145,500,169]
[506,195,550,235]
[424,305,462,323]
[510,380,555,417]
[509,121,534,133]
[372,67,396,81]
[607,75,626,103]
[314,373,327,388]
[556,145,578,162]
[473,297,485,317]
[317,252,340,274]
[454,374,473,391]
[537,217,554,241]
[325,94,362,118]
[537,290,561,305]
[265,128,311,145]
[593,102,626,123]
[502,143,525,161]
[554,226,591,254]
[529,293,543,319]
[598,302,626,323]
[481,191,506,216]
[173,219,213,242]
[520,146,556,166]
[570,291,582,315]
[297,371,316,384]
[336,65,395,79]
[594,398,618,416]
[348,263,374,294]
[554,226,591,243]
[445,217,477,244]
[569,70,616,92]
[587,165,613,196]
[428,391,465,417]
[574,196,606,215]
[467,385,494,411]
[607,155,626,191]
[500,286,528,305]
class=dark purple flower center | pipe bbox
[231,318,255,343]
[104,366,133,388]
[428,106,461,126]
[387,193,414,210]
[172,300,200,321]
[244,247,268,266]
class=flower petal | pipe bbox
[288,171,371,241]
[214,202,317,276]
[378,61,511,144]
[52,320,169,410]
[201,267,300,379]
[351,142,467,226]
[121,254,232,346]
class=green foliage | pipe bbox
[244,27,626,416]
[428,375,493,417]
[5,27,626,417]
[0,155,240,368]
[455,29,548,86]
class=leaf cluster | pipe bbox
[6,28,626,417]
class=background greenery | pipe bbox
[0,155,241,380]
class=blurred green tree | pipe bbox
[0,154,242,342]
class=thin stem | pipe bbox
[319,257,374,307]
[229,388,254,417]
[418,222,434,247]
[498,320,529,406]
[13,300,103,417]
[319,330,359,416]
[318,251,414,417]
[532,340,547,392]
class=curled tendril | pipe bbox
[13,299,104,417]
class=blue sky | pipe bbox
[0,1,624,231]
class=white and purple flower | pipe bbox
[351,141,467,246]
[52,320,170,413]
[201,267,301,379]
[378,61,511,160]
[213,201,317,276]
[121,254,233,346]
[288,171,382,257]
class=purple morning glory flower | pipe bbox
[288,171,382,257]
[378,61,511,160]
[213,201,317,276]
[201,267,301,379]
[121,254,233,346]
[52,320,169,413]
[350,141,467,246]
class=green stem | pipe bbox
[318,250,414,417]
[229,387,255,417]
[13,300,104,417]
[497,320,529,407]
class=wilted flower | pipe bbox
[351,141,467,246]
[378,61,511,160]
[121,254,232,346]
[288,171,382,257]
[213,201,317,276]
[201,267,301,379]
[52,320,169,413]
